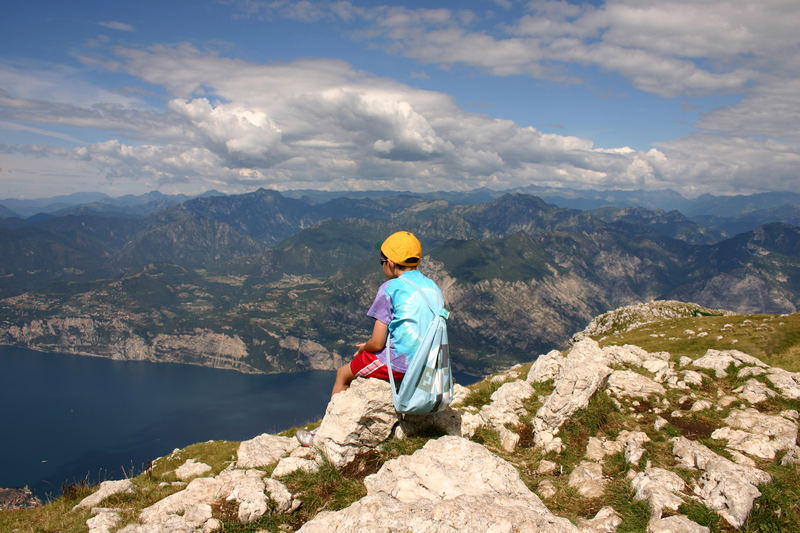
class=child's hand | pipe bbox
[353,343,366,357]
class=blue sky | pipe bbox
[1,0,799,198]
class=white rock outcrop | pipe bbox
[532,339,612,451]
[692,349,767,378]
[313,378,399,468]
[710,408,798,460]
[298,436,581,532]
[74,479,135,511]
[672,436,771,528]
[237,433,301,468]
[606,370,666,399]
[175,459,212,481]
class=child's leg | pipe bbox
[332,363,356,397]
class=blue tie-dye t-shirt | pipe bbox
[367,269,444,374]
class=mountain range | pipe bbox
[0,188,798,376]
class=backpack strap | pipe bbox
[398,276,450,319]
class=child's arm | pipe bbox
[354,319,389,356]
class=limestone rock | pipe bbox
[690,400,712,412]
[237,434,300,468]
[631,467,685,518]
[136,468,298,528]
[272,456,320,478]
[450,383,470,406]
[490,364,524,383]
[733,379,776,404]
[642,359,669,374]
[606,370,666,399]
[577,506,622,532]
[681,370,704,386]
[527,349,565,383]
[766,368,800,399]
[138,475,223,526]
[537,479,557,499]
[738,366,767,378]
[499,426,521,452]
[74,479,135,511]
[585,431,649,465]
[175,459,212,481]
[537,460,558,475]
[647,515,710,533]
[672,437,770,528]
[624,437,647,465]
[184,503,213,527]
[781,446,800,466]
[568,461,606,498]
[298,436,580,532]
[692,349,766,378]
[533,339,612,449]
[314,378,399,468]
[710,408,797,460]
[480,379,535,428]
[601,344,651,367]
[87,508,121,533]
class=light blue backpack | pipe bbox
[385,277,453,415]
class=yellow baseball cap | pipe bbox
[381,231,421,266]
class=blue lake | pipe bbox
[0,346,477,499]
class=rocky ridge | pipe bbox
[49,309,800,532]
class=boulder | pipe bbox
[537,479,557,499]
[606,370,665,399]
[87,508,122,533]
[136,468,298,528]
[680,370,705,386]
[479,379,536,428]
[533,339,612,449]
[672,437,770,528]
[297,436,581,532]
[766,369,800,399]
[527,349,565,383]
[585,431,649,464]
[601,344,651,367]
[313,378,399,468]
[577,506,622,532]
[272,446,322,477]
[237,433,300,468]
[692,349,766,378]
[175,459,212,481]
[568,462,606,498]
[710,408,798,460]
[630,467,685,518]
[74,479,135,511]
[733,379,776,404]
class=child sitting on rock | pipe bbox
[296,230,445,446]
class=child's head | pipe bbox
[380,231,421,273]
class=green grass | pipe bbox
[598,314,800,371]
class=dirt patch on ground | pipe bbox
[665,415,716,439]
[516,424,536,448]
[340,451,382,479]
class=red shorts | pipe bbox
[350,351,404,382]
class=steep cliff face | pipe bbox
[1,192,799,376]
[0,317,257,373]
